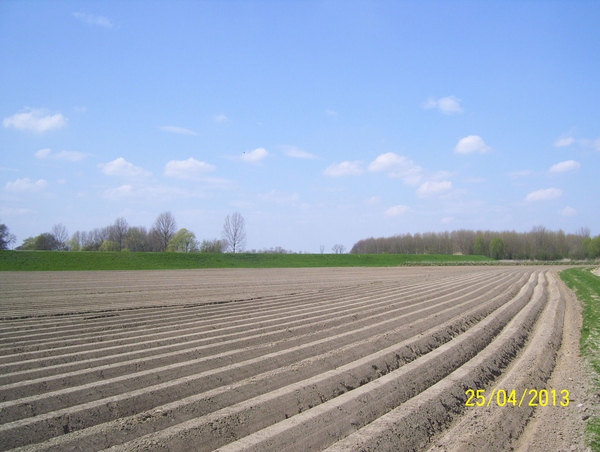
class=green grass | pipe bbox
[560,267,600,451]
[0,250,495,271]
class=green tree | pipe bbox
[167,228,198,253]
[489,237,505,260]
[33,233,59,250]
[99,240,119,252]
[200,239,224,253]
[473,236,486,256]
[589,235,600,258]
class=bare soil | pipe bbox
[0,266,590,451]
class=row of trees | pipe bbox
[350,226,600,260]
[12,212,248,254]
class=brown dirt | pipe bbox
[0,266,590,451]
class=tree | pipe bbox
[125,226,150,252]
[332,244,346,254]
[168,228,199,253]
[200,239,224,253]
[51,224,69,250]
[69,231,83,251]
[221,212,246,253]
[150,211,177,252]
[99,240,119,252]
[0,222,16,250]
[473,236,486,256]
[489,237,505,260]
[320,245,325,254]
[33,233,59,250]
[110,217,129,251]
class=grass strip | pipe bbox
[560,267,600,451]
[0,250,495,271]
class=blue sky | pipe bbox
[1,1,599,252]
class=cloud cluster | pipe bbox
[558,207,577,217]
[257,189,300,205]
[367,153,423,185]
[548,160,580,174]
[72,12,114,28]
[164,158,216,180]
[240,148,269,162]
[99,158,152,178]
[454,135,491,154]
[3,108,67,133]
[525,188,562,202]
[323,161,363,177]
[422,96,463,115]
[4,178,48,193]
[385,205,409,217]
[159,126,198,136]
[281,146,318,160]
[553,135,600,151]
[35,148,86,161]
[416,180,453,197]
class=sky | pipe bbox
[1,0,599,253]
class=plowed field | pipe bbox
[0,266,574,451]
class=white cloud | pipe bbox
[103,185,133,199]
[385,205,409,217]
[159,126,198,136]
[35,148,51,159]
[325,110,338,118]
[416,180,453,197]
[525,188,563,201]
[368,153,423,184]
[281,146,318,160]
[558,207,577,217]
[323,161,363,177]
[0,207,33,216]
[102,184,209,201]
[164,158,216,180]
[594,138,600,152]
[99,158,152,178]
[441,217,454,224]
[454,135,491,154]
[35,148,86,161]
[548,160,580,174]
[365,196,381,205]
[422,95,463,115]
[3,108,67,133]
[508,170,533,179]
[58,178,67,184]
[73,12,114,28]
[4,178,48,192]
[240,148,269,162]
[214,114,228,123]
[257,189,300,205]
[553,137,575,147]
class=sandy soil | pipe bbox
[0,266,591,451]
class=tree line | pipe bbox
[350,226,600,260]
[1,211,248,254]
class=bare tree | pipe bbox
[331,244,346,254]
[221,212,246,253]
[151,211,177,252]
[111,217,129,251]
[0,221,16,250]
[51,224,69,250]
[319,245,325,254]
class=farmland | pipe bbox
[0,266,585,451]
